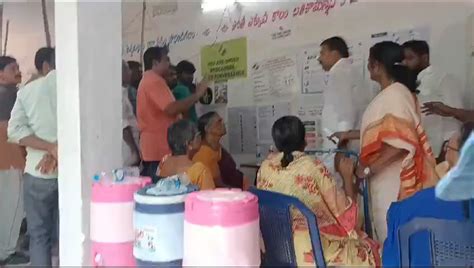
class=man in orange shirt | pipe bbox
[137,46,207,179]
[0,56,29,265]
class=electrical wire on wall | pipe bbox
[139,0,146,66]
[125,1,235,63]
[184,4,231,62]
[3,20,9,56]
[41,0,51,47]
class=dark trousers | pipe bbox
[141,161,160,183]
[23,174,58,267]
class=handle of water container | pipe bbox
[92,252,103,268]
[139,177,152,187]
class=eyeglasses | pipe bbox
[442,140,459,152]
[446,145,459,152]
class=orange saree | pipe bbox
[360,82,438,242]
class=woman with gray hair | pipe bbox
[193,112,251,189]
[157,119,215,190]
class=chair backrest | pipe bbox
[249,188,326,268]
[469,199,474,223]
[399,217,474,267]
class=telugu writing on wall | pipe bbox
[122,0,357,58]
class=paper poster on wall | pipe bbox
[347,39,366,81]
[228,107,257,154]
[297,102,324,151]
[369,31,396,47]
[394,26,431,44]
[252,54,299,103]
[370,26,431,47]
[257,143,273,163]
[256,102,292,144]
[214,81,228,104]
[271,26,292,40]
[301,46,328,94]
[201,37,247,81]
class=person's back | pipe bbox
[9,71,57,178]
[257,116,379,267]
[7,47,59,267]
[258,152,379,266]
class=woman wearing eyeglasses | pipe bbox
[436,121,474,178]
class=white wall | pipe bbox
[3,1,472,107]
[122,0,474,179]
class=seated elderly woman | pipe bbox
[436,121,474,177]
[157,119,215,190]
[257,116,380,267]
[193,112,250,189]
[382,121,474,267]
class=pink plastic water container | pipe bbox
[183,189,260,266]
[90,177,151,267]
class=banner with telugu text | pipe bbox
[201,37,247,81]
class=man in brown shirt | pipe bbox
[0,56,29,265]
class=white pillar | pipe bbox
[55,1,122,265]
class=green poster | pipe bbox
[201,37,247,81]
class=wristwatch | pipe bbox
[362,166,371,177]
[355,165,371,179]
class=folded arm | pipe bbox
[8,96,56,156]
[356,143,407,178]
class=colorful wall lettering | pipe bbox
[123,0,357,58]
[123,30,197,57]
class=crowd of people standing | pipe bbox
[0,34,472,267]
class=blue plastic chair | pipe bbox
[470,199,474,223]
[249,188,326,268]
[398,217,474,267]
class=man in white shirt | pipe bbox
[318,36,361,186]
[122,60,140,167]
[8,47,58,267]
[403,40,464,159]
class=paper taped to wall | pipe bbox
[252,54,299,103]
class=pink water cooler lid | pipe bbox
[91,177,151,203]
[185,189,259,227]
